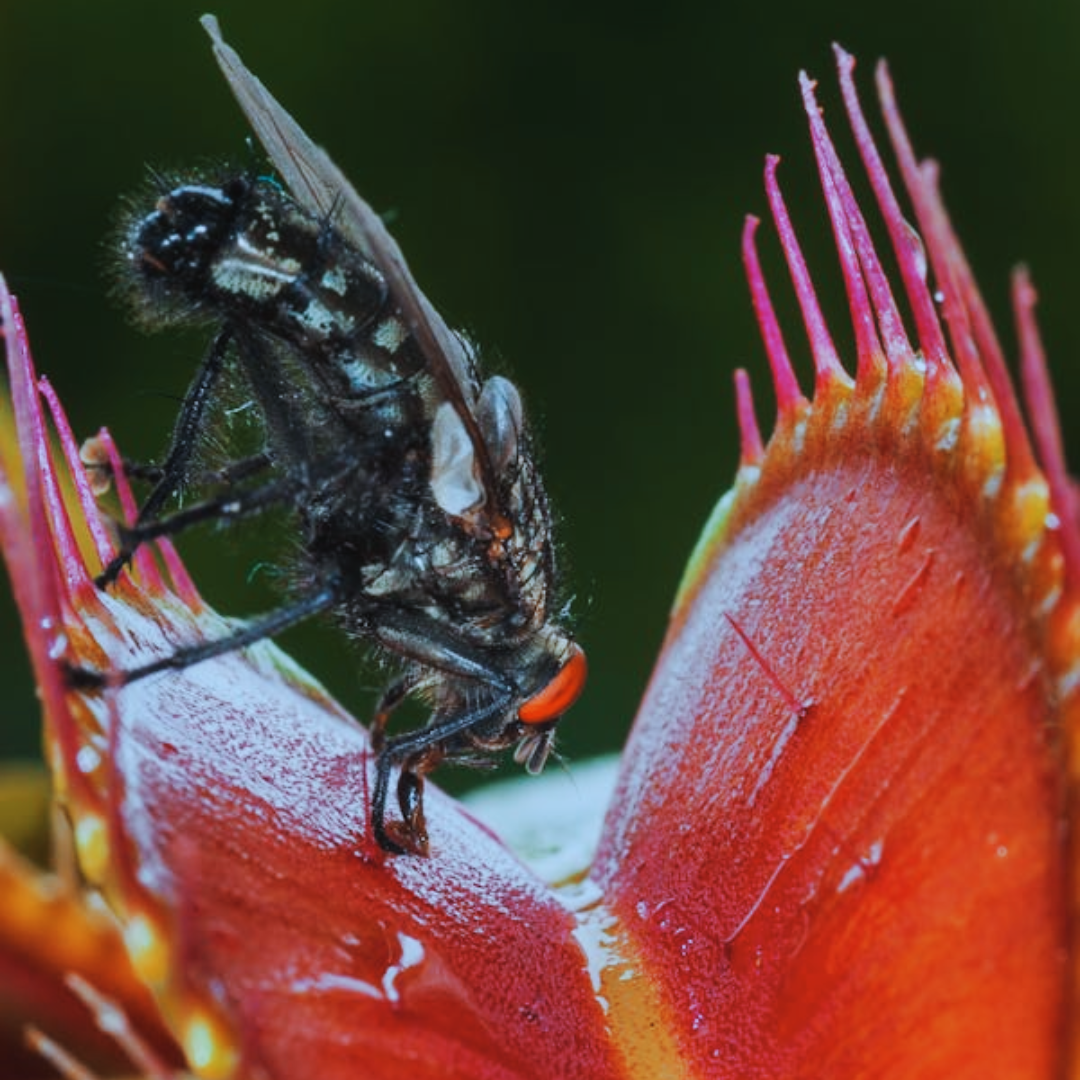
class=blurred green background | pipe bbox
[1,1,1077,783]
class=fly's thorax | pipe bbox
[430,376,523,525]
[423,371,558,653]
[298,402,431,567]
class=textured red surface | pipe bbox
[594,419,1066,1076]
[103,646,618,1080]
[588,47,1076,1078]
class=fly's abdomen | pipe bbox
[126,177,418,391]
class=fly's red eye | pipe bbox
[519,644,587,724]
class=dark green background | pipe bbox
[1,2,1078,782]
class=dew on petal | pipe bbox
[381,931,425,1004]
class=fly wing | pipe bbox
[201,15,505,529]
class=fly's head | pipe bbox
[509,632,587,775]
[420,629,586,774]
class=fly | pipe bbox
[74,18,586,856]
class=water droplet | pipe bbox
[837,838,884,893]
[382,931,425,1004]
[76,745,101,774]
[41,620,67,660]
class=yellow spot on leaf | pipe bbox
[183,1007,239,1079]
[124,910,168,986]
[73,811,108,884]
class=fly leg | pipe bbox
[395,745,447,855]
[98,471,306,587]
[371,744,444,856]
[99,447,364,587]
[65,582,340,690]
[370,690,512,856]
[370,672,422,752]
[98,327,233,586]
[112,451,272,491]
[370,671,436,853]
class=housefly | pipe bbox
[77,18,586,855]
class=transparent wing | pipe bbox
[201,15,506,527]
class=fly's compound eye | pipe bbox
[518,643,587,725]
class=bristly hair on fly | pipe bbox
[110,164,244,326]
[70,16,587,857]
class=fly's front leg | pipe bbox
[372,610,515,698]
[371,744,443,857]
[370,672,435,854]
[395,745,446,855]
[369,693,511,856]
[372,752,411,855]
[370,672,421,752]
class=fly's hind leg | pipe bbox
[90,450,271,492]
[105,471,303,568]
[97,327,234,586]
[65,583,339,691]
